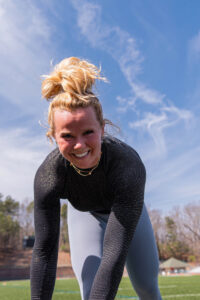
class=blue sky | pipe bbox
[0,0,200,212]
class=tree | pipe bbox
[174,202,200,261]
[148,202,200,262]
[19,198,34,238]
[162,216,189,260]
[0,195,19,216]
[148,208,164,259]
[0,194,20,250]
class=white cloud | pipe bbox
[130,112,169,155]
[129,104,193,156]
[144,144,200,210]
[0,128,53,202]
[162,105,193,121]
[75,2,102,45]
[70,0,143,80]
[148,146,200,191]
[70,0,166,107]
[0,0,54,113]
[0,1,59,202]
[189,30,200,58]
[130,82,164,105]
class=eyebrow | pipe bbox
[60,131,72,136]
[58,131,72,136]
[60,127,94,133]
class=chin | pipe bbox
[73,160,93,169]
[73,156,98,169]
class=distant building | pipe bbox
[160,257,188,275]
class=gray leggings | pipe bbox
[67,203,162,300]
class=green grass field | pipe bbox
[0,276,200,299]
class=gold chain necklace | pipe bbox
[70,152,102,176]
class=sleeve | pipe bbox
[89,158,146,300]
[30,155,63,300]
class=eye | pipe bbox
[84,130,94,135]
[61,133,73,139]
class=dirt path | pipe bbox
[0,250,71,267]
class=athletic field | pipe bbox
[0,276,200,299]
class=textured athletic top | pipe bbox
[30,137,146,300]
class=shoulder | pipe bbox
[103,136,145,166]
[103,136,146,185]
[34,148,67,191]
[35,148,66,174]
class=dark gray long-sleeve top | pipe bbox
[30,137,146,300]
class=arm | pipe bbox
[30,153,63,300]
[89,159,146,300]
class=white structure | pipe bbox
[188,266,200,274]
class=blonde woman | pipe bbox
[30,57,162,300]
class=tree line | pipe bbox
[148,202,200,262]
[0,193,69,252]
[0,192,199,262]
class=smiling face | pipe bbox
[54,106,104,169]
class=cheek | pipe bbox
[57,140,71,153]
[87,135,101,148]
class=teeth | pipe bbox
[74,151,88,158]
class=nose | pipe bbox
[73,137,86,150]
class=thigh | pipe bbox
[67,202,108,300]
[126,205,160,294]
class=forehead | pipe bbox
[54,107,100,130]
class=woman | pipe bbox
[30,57,162,300]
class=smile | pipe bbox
[73,151,90,158]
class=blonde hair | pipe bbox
[42,57,111,141]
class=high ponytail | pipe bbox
[42,57,107,101]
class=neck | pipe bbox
[70,152,102,176]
